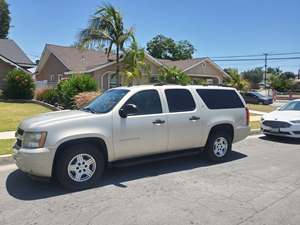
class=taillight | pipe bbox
[245,107,250,126]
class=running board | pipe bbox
[110,148,202,168]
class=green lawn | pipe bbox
[0,139,15,155]
[247,104,276,113]
[0,102,52,132]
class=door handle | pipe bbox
[152,119,165,125]
[189,116,200,121]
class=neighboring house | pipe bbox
[36,44,229,90]
[0,39,35,89]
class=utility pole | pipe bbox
[264,53,268,88]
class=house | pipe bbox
[35,44,229,90]
[0,39,35,89]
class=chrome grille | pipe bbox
[262,120,291,128]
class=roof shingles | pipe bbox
[46,44,115,72]
[0,39,34,66]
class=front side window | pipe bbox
[83,89,129,113]
[124,90,162,116]
[165,89,196,113]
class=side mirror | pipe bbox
[119,104,138,118]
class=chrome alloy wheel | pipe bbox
[213,137,228,157]
[67,153,96,182]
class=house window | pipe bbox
[109,73,118,88]
[58,74,63,81]
[201,63,206,68]
[207,79,213,85]
[50,74,55,81]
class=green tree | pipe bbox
[78,3,134,86]
[158,66,191,85]
[269,74,294,92]
[146,34,195,60]
[224,68,250,91]
[242,67,264,89]
[0,0,10,38]
[122,39,150,85]
[281,71,295,80]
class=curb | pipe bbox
[0,129,262,166]
[0,154,14,166]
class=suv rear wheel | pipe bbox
[55,143,105,190]
[205,131,232,162]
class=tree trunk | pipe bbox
[116,46,120,86]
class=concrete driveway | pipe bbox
[0,135,300,225]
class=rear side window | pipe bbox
[124,89,162,115]
[165,89,196,112]
[196,89,244,109]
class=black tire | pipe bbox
[205,131,232,162]
[55,143,105,190]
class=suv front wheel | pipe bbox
[205,131,232,162]
[55,143,105,190]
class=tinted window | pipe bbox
[196,89,244,109]
[124,90,162,115]
[165,89,196,112]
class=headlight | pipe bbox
[22,132,47,148]
[290,120,300,124]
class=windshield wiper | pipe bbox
[82,107,96,113]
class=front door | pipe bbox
[113,89,168,160]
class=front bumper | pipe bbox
[13,144,54,178]
[261,124,300,138]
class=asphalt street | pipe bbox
[0,135,300,225]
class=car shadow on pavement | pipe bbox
[6,150,247,201]
[259,135,300,145]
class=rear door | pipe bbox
[164,88,202,151]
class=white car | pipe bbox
[261,99,300,138]
[13,85,250,189]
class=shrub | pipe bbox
[3,69,35,99]
[35,88,58,105]
[56,74,97,108]
[73,91,100,109]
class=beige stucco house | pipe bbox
[36,44,229,90]
[0,39,35,89]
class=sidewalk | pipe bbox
[0,131,15,140]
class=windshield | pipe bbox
[279,101,300,111]
[83,89,129,113]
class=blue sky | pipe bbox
[7,0,300,73]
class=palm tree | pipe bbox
[224,68,249,91]
[78,4,134,86]
[122,39,150,85]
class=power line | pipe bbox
[208,51,300,59]
[213,56,300,61]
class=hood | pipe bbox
[20,110,94,130]
[263,110,300,121]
